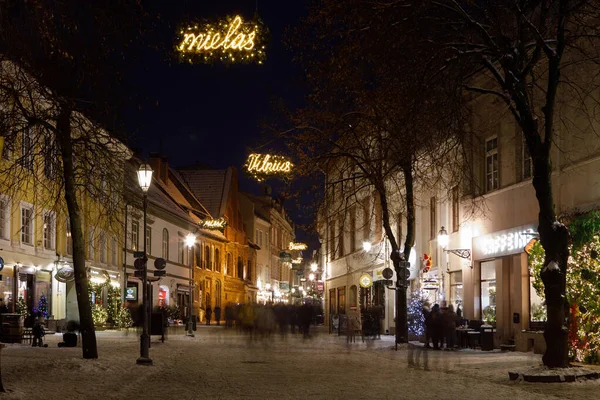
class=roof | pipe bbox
[176,166,232,218]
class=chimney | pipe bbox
[160,156,169,184]
[149,153,161,182]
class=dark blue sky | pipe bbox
[123,1,314,243]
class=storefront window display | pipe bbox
[480,261,496,324]
[0,274,14,313]
[449,270,463,310]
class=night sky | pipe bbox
[122,0,313,243]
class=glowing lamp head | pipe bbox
[362,241,372,252]
[185,233,196,248]
[137,163,153,193]
[310,263,318,272]
[438,226,449,248]
[265,283,271,290]
[309,273,315,281]
[291,288,296,293]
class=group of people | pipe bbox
[424,303,462,350]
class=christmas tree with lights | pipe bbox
[37,293,49,319]
[407,292,427,336]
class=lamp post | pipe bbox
[185,233,196,336]
[438,226,472,305]
[136,163,153,365]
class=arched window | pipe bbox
[215,248,221,272]
[237,256,244,279]
[215,280,222,307]
[205,245,211,269]
[162,228,169,260]
[195,244,201,267]
[349,285,358,309]
[226,253,232,275]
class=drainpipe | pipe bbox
[122,204,128,303]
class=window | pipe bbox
[522,136,532,180]
[215,248,221,272]
[131,221,139,251]
[337,287,346,314]
[226,253,232,275]
[329,224,336,260]
[0,195,9,240]
[255,228,259,243]
[237,256,244,279]
[452,186,459,233]
[349,285,358,309]
[162,228,169,260]
[450,270,463,310]
[247,259,252,281]
[429,196,436,240]
[205,245,211,269]
[362,196,371,240]
[480,261,496,322]
[338,219,345,257]
[265,232,269,249]
[349,208,356,253]
[43,211,55,250]
[396,213,403,246]
[485,137,499,191]
[88,227,95,260]
[44,134,56,180]
[146,226,152,254]
[1,114,14,160]
[195,244,201,267]
[21,204,33,245]
[111,237,117,265]
[178,236,184,264]
[99,231,107,263]
[66,218,73,256]
[20,128,34,171]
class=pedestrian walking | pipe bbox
[206,306,212,325]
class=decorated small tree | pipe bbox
[407,292,427,337]
[16,296,28,317]
[37,293,49,319]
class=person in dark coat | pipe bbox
[423,305,432,348]
[214,306,222,326]
[299,303,313,338]
[430,304,442,350]
[205,306,212,325]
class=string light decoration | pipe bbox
[244,153,293,182]
[199,217,228,231]
[176,15,267,64]
[288,242,307,251]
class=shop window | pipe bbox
[349,285,358,309]
[0,275,14,312]
[529,272,546,324]
[337,287,346,314]
[480,261,496,323]
[21,203,33,245]
[485,137,499,192]
[158,285,168,307]
[162,228,169,260]
[449,270,463,310]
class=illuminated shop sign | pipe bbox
[472,224,537,260]
[199,217,228,231]
[288,242,307,251]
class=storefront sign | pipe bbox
[472,224,537,260]
[359,274,373,288]
[288,242,307,251]
[279,252,292,262]
[125,286,138,301]
[279,282,290,292]
[317,282,324,291]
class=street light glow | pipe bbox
[309,273,315,281]
[438,226,449,248]
[310,263,318,272]
[137,163,153,193]
[362,241,372,252]
[185,233,196,248]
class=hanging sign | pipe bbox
[288,242,307,251]
[291,257,303,265]
[245,153,293,182]
[199,217,228,231]
[279,252,292,262]
[177,15,266,64]
[472,224,537,260]
[359,274,373,288]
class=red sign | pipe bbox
[317,282,324,292]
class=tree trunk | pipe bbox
[56,107,98,359]
[530,150,569,368]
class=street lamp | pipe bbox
[185,233,196,336]
[362,241,372,252]
[265,283,274,302]
[136,163,153,365]
[308,273,315,281]
[437,226,449,248]
[310,263,318,272]
[438,226,471,260]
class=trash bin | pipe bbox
[480,324,495,351]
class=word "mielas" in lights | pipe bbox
[177,15,266,64]
[245,153,293,181]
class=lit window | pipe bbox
[20,128,34,171]
[21,205,33,245]
[43,211,55,250]
[131,221,139,251]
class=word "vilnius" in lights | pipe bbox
[245,154,293,181]
[177,15,266,64]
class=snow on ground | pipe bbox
[1,326,599,400]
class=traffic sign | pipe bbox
[134,258,146,270]
[133,251,146,259]
[134,270,143,278]
[382,267,393,279]
[153,270,166,277]
[154,258,166,270]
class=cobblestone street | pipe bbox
[1,327,599,399]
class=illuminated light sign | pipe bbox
[199,217,228,231]
[288,242,307,251]
[472,224,537,260]
[359,274,373,288]
[177,15,267,64]
[291,257,303,265]
[245,153,293,182]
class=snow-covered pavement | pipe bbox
[1,326,599,400]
